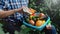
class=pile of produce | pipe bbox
[24,8,47,27]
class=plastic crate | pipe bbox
[23,17,50,31]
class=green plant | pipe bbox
[28,0,60,34]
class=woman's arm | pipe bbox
[0,8,22,18]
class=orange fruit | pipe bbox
[36,20,45,26]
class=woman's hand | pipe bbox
[46,25,52,30]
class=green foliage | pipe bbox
[28,0,48,13]
[28,0,60,17]
[28,0,60,34]
[28,0,60,22]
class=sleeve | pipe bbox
[0,0,5,11]
[21,0,29,7]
